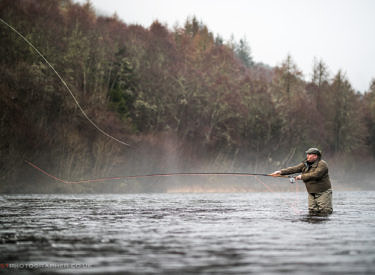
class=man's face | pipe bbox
[306,153,318,162]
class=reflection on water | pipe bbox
[298,213,331,224]
[1,191,375,274]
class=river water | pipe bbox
[1,191,375,274]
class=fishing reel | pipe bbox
[289,177,296,184]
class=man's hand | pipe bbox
[295,175,302,180]
[270,171,281,176]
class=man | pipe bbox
[271,148,333,215]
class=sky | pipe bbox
[75,0,375,92]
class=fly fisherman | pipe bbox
[271,148,333,215]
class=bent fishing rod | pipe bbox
[25,160,297,184]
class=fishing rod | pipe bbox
[25,160,296,184]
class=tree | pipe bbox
[311,57,329,88]
[239,79,280,156]
[1,0,374,193]
[308,58,330,106]
[270,55,312,154]
[234,37,254,68]
[363,79,375,156]
[274,54,303,96]
[328,71,366,153]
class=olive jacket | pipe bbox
[280,159,332,193]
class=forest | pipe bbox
[1,0,375,193]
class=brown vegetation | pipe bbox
[1,0,374,193]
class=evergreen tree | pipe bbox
[235,37,254,67]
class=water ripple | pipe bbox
[0,192,375,274]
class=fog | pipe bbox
[24,138,374,194]
[1,1,375,194]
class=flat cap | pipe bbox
[305,147,321,155]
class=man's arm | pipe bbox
[271,163,304,176]
[280,163,304,175]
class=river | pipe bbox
[1,191,374,274]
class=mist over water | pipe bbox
[1,191,375,274]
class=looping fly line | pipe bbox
[0,17,130,146]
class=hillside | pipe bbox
[1,0,375,193]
